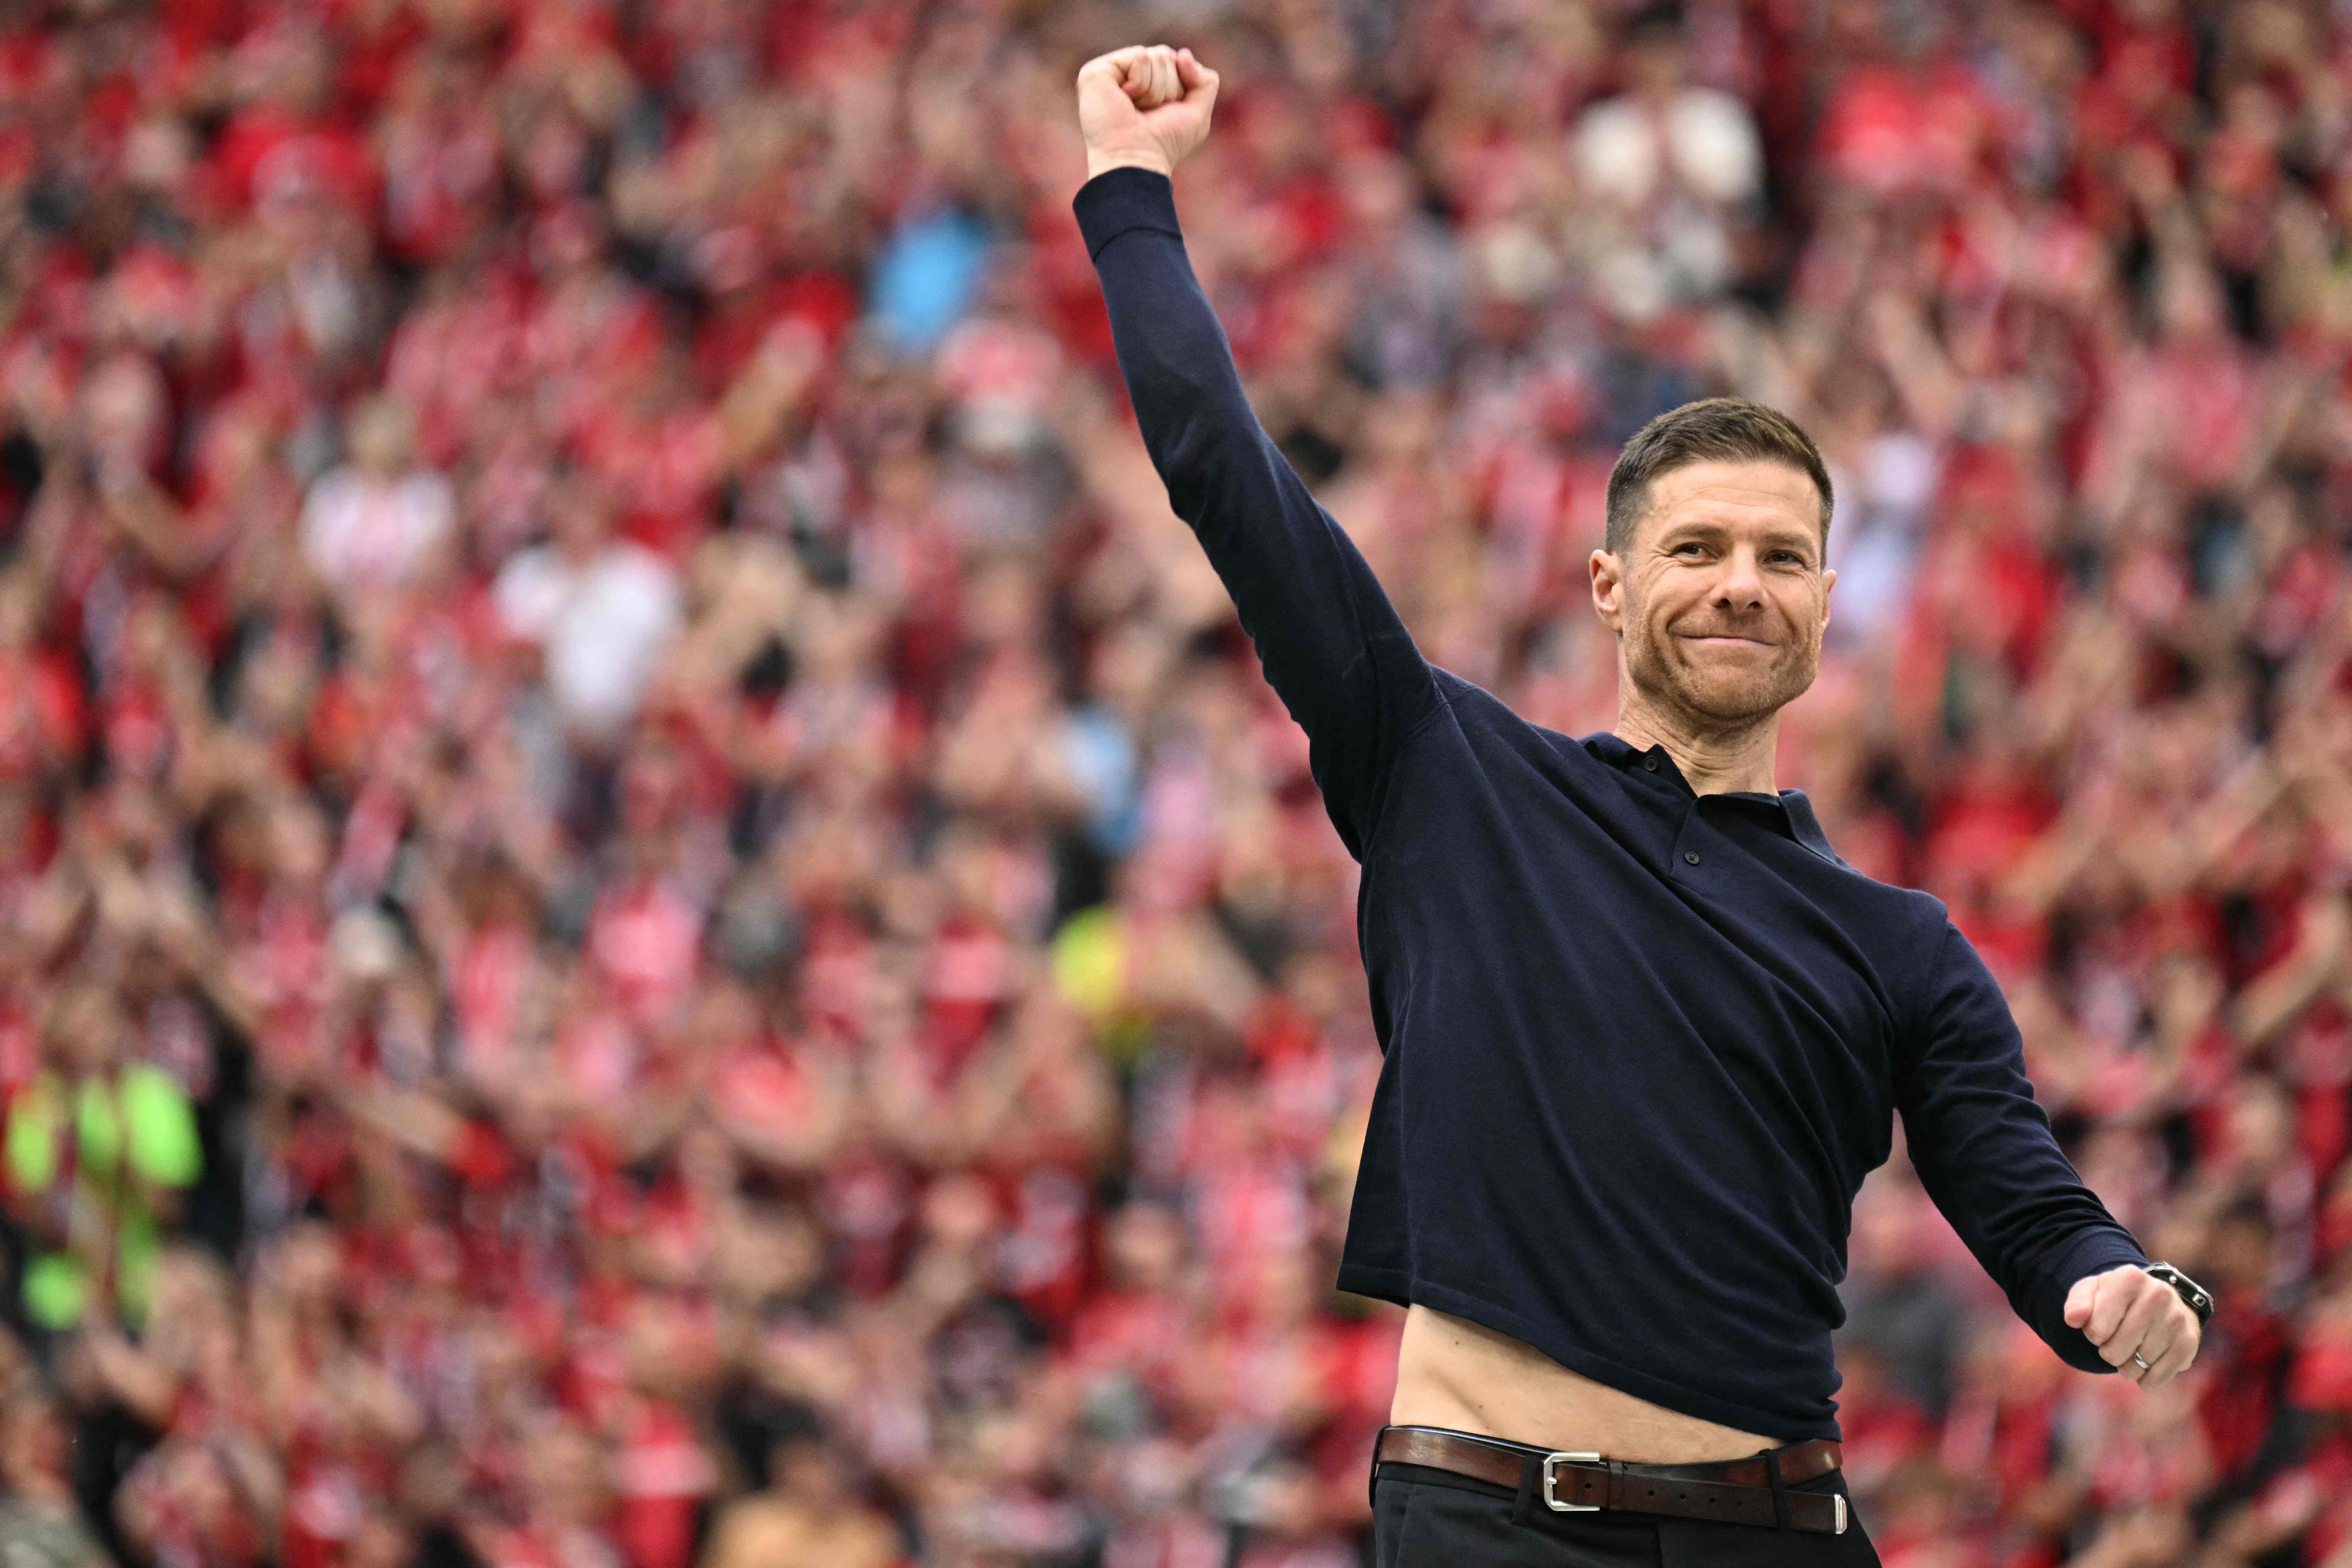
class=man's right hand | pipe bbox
[1076,44,1218,182]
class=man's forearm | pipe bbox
[1071,167,1440,858]
[1902,919,2151,1374]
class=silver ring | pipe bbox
[2130,1352,2150,1371]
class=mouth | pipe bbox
[1679,633,1775,650]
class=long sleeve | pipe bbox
[1072,167,1443,861]
[1897,919,2150,1375]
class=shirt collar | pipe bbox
[1583,732,1840,865]
[1775,790,1838,863]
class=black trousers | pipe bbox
[1372,1459,1884,1567]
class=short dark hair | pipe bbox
[1603,397,1833,556]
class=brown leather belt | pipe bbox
[1373,1426,1849,1535]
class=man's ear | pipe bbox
[1590,549,1625,634]
[1819,565,1835,636]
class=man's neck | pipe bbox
[1612,696,1780,796]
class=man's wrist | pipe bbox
[1085,148,1173,181]
[2142,1261,2214,1327]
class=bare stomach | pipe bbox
[1390,1304,1790,1463]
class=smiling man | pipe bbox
[1070,42,2212,1568]
[1596,443,1831,770]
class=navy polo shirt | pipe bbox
[1074,166,2146,1442]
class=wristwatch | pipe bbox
[2143,1262,2215,1328]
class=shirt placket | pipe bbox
[1672,796,1708,879]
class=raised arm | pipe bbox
[1071,46,1441,861]
[1898,918,2155,1376]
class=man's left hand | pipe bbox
[2063,1264,2202,1389]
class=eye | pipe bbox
[1673,541,1708,557]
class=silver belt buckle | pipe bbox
[1540,1452,1603,1511]
[1834,1494,1848,1534]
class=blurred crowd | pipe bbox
[4,0,2352,1562]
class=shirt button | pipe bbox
[1683,850,1701,865]
[1643,756,1659,771]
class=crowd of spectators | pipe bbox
[2,0,2351,1562]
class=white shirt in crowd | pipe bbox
[299,465,457,597]
[1569,86,1764,316]
[1572,87,1763,210]
[492,540,684,741]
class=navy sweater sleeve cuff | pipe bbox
[1072,166,1183,263]
[2039,1231,2154,1374]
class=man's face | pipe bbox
[1589,458,1834,727]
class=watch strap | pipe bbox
[2143,1262,2214,1326]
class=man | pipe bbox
[0,1389,116,1568]
[1069,42,2213,1568]
[698,1405,898,1568]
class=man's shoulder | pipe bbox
[1775,827,1950,930]
[1845,869,1955,949]
[1427,664,1484,714]
[1425,666,1581,750]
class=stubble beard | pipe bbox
[1622,615,1820,732]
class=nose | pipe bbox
[1713,545,1767,611]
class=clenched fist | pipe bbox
[2063,1263,2203,1390]
[1076,44,1219,182]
